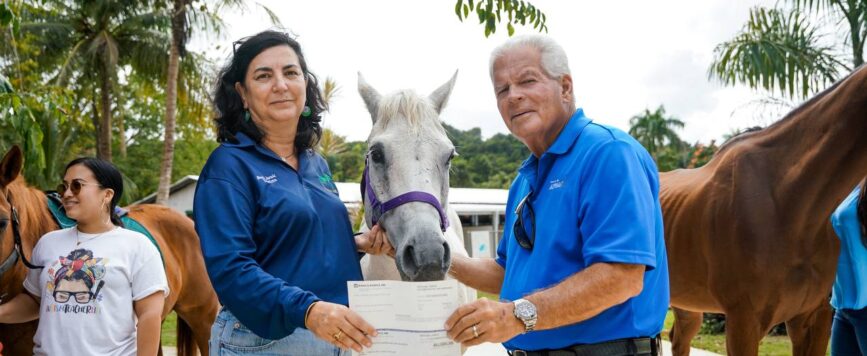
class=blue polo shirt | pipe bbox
[830,185,867,310]
[194,132,363,339]
[496,109,669,350]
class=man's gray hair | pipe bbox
[489,34,571,81]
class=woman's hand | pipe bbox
[306,301,377,352]
[355,225,394,257]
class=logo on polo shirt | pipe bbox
[256,174,277,184]
[318,174,339,194]
[548,179,564,190]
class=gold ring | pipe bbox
[333,330,343,341]
[472,324,480,338]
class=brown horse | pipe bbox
[661,64,867,355]
[0,146,218,356]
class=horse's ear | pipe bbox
[357,72,381,123]
[0,145,23,187]
[429,70,458,115]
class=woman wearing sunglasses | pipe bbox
[0,157,168,356]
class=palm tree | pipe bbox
[710,1,863,99]
[20,0,170,161]
[628,105,685,161]
[317,78,347,166]
[156,0,279,205]
[318,129,348,158]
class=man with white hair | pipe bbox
[444,35,669,355]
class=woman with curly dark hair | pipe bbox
[194,30,391,355]
[829,181,867,355]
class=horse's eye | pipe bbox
[447,150,458,163]
[0,219,8,231]
[371,150,385,164]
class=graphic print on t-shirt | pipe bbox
[44,248,108,314]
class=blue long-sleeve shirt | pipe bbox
[194,132,363,339]
[830,185,867,310]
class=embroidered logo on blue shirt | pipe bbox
[548,179,565,190]
[256,174,277,184]
[318,174,339,194]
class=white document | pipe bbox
[348,280,461,356]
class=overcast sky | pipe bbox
[205,0,782,144]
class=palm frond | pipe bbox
[710,6,846,98]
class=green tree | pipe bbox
[454,0,548,37]
[156,0,279,205]
[628,106,685,161]
[710,1,864,99]
[0,73,83,190]
[17,0,170,161]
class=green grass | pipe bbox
[161,312,177,347]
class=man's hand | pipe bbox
[444,298,525,347]
[355,225,394,257]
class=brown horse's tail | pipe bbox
[177,316,197,356]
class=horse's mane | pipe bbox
[716,63,867,154]
[4,177,56,249]
[377,90,446,135]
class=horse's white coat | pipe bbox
[357,72,477,308]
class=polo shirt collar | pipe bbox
[546,108,591,155]
[224,131,290,163]
[518,109,592,167]
[223,131,257,148]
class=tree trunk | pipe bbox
[117,110,127,158]
[157,0,186,205]
[843,0,864,68]
[98,57,113,162]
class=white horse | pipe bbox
[357,72,476,308]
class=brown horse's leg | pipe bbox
[723,310,766,356]
[669,307,702,356]
[0,321,37,356]
[786,303,833,356]
[175,302,219,355]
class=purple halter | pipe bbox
[360,159,450,232]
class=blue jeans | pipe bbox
[209,308,349,356]
[832,306,867,356]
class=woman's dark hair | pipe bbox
[65,157,125,227]
[858,180,867,248]
[213,30,325,151]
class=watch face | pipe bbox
[516,301,535,318]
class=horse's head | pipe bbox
[358,72,458,281]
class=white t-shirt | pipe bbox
[23,226,169,356]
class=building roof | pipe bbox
[135,175,199,205]
[135,176,507,214]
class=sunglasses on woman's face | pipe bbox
[57,180,101,196]
[513,190,536,249]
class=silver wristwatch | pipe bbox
[513,298,537,332]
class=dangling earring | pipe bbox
[102,201,110,225]
[244,110,251,122]
[301,106,312,118]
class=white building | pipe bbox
[135,176,507,257]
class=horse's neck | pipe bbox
[746,67,867,216]
[9,181,56,248]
